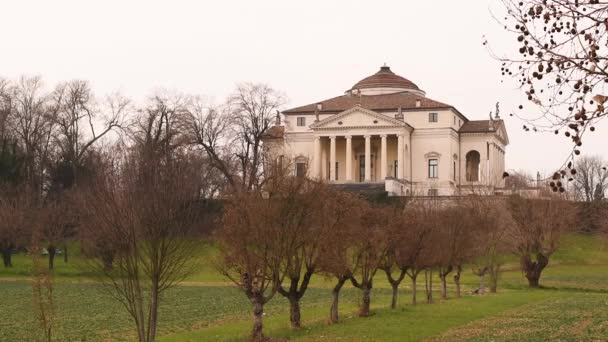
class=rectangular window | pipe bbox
[428,189,439,196]
[453,161,457,181]
[428,159,438,178]
[429,112,438,123]
[453,116,456,125]
[296,162,307,177]
[297,117,306,126]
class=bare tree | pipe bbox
[80,148,205,342]
[380,203,421,309]
[572,155,608,202]
[349,204,388,317]
[0,186,31,267]
[275,180,329,329]
[400,202,436,305]
[216,175,294,341]
[506,195,575,287]
[5,76,57,199]
[493,0,608,163]
[316,190,365,324]
[184,83,286,192]
[468,198,510,294]
[433,204,475,300]
[78,92,206,341]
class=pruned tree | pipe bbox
[316,191,366,324]
[380,207,408,309]
[433,203,475,300]
[0,186,31,267]
[314,189,365,324]
[216,172,299,341]
[506,195,575,287]
[349,203,389,317]
[274,180,340,329]
[468,197,511,294]
[400,201,437,305]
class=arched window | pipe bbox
[466,150,480,182]
[294,156,308,178]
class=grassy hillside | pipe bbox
[0,234,606,341]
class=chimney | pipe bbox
[415,99,421,108]
[395,107,404,121]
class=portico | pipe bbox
[311,107,413,183]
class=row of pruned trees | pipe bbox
[216,169,577,341]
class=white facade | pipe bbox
[266,66,509,196]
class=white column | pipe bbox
[380,135,387,180]
[313,136,321,179]
[364,135,371,182]
[397,134,404,179]
[329,136,336,182]
[345,135,353,182]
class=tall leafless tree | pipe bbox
[184,83,286,192]
[572,155,608,202]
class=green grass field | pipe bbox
[1,234,607,341]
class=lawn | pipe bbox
[0,234,607,341]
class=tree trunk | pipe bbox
[1,248,12,267]
[289,297,301,329]
[48,246,56,270]
[359,285,371,317]
[526,272,541,288]
[385,268,405,309]
[424,270,433,304]
[278,270,313,329]
[390,284,399,309]
[411,274,417,305]
[251,296,264,341]
[453,266,462,298]
[479,273,486,295]
[438,266,452,300]
[147,285,159,342]
[329,276,347,324]
[521,253,549,288]
[102,253,114,272]
[439,274,448,300]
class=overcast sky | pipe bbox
[2,0,606,175]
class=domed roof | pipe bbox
[351,65,421,92]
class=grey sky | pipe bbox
[2,0,606,175]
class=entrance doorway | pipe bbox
[358,154,375,182]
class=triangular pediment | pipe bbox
[310,106,409,130]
